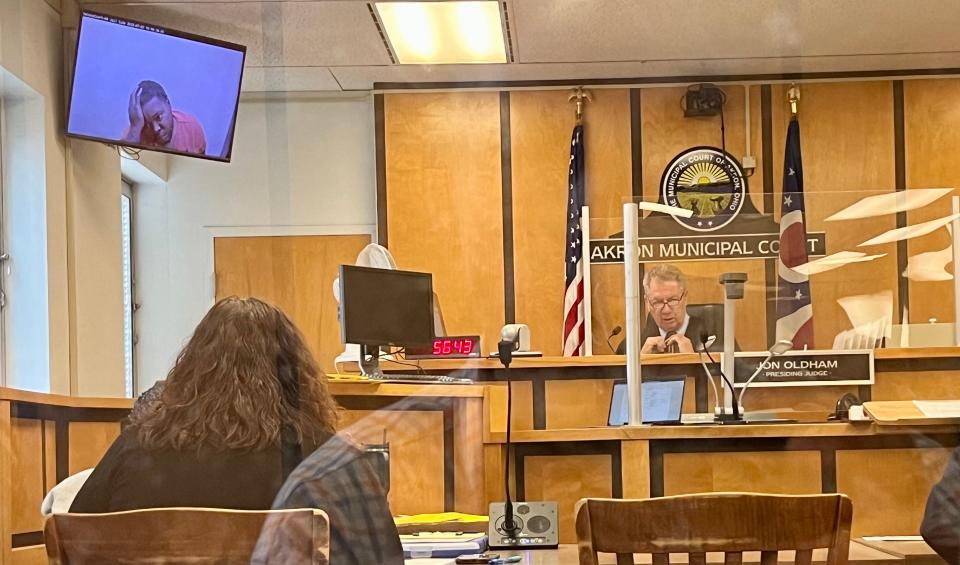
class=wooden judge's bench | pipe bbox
[2,347,959,562]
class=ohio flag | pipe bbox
[775,118,814,349]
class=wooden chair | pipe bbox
[44,507,329,564]
[575,493,853,565]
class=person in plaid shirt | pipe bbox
[253,433,404,564]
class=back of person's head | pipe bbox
[137,80,169,105]
[643,263,687,294]
[132,297,338,451]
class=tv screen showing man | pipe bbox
[67,12,245,162]
[122,81,206,155]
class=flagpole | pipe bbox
[623,202,642,426]
[952,196,960,345]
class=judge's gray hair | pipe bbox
[643,264,687,294]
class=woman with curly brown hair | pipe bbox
[70,296,339,512]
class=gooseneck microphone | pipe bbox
[663,331,680,354]
[497,333,522,538]
[696,335,722,417]
[606,326,623,353]
[700,331,741,422]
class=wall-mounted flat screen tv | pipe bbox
[67,12,246,162]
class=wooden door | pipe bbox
[213,234,371,374]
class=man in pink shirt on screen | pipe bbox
[122,80,206,155]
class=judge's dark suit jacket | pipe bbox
[616,315,709,354]
[922,447,960,564]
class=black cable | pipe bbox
[720,102,727,156]
[392,350,425,374]
[497,340,520,538]
[502,361,520,537]
[374,347,425,375]
[704,348,740,420]
[117,145,141,161]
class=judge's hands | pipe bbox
[640,334,694,354]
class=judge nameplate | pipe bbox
[728,349,874,387]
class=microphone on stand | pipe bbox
[606,326,623,353]
[496,329,522,539]
[696,335,722,418]
[699,331,741,422]
[663,331,680,353]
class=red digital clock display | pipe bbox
[406,336,482,359]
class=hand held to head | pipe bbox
[125,87,144,142]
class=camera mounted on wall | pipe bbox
[683,83,726,117]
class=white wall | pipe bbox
[0,0,72,393]
[134,93,376,390]
[0,0,127,396]
[0,72,51,392]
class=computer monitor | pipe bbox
[338,265,435,349]
[608,378,685,426]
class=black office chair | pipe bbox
[687,303,724,351]
[615,303,725,354]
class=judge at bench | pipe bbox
[640,264,707,354]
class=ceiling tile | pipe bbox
[279,2,391,66]
[512,0,960,64]
[242,66,343,91]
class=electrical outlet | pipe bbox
[742,155,757,169]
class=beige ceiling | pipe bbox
[80,0,960,92]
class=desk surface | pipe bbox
[484,421,960,444]
[856,539,946,565]
[405,541,904,565]
[367,347,960,373]
[328,380,484,398]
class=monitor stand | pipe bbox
[359,344,386,379]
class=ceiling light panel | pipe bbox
[375,1,507,64]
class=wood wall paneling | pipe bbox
[543,376,697,429]
[44,421,56,503]
[621,440,651,499]
[1,401,12,565]
[836,447,951,536]
[663,450,822,496]
[483,444,507,512]
[873,370,960,400]
[770,82,898,349]
[10,546,47,565]
[213,234,372,375]
[68,421,121,476]
[640,86,767,351]
[486,381,535,432]
[904,79,960,325]
[740,385,860,413]
[454,398,485,513]
[523,454,612,544]
[509,89,631,356]
[384,92,505,356]
[544,379,613,429]
[337,408,445,515]
[10,419,44,534]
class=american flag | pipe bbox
[562,125,586,356]
[775,118,814,349]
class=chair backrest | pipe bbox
[44,507,329,565]
[575,493,853,565]
[687,303,724,348]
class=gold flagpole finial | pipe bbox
[787,83,800,116]
[568,87,593,124]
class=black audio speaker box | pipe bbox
[684,84,725,117]
[487,501,558,549]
